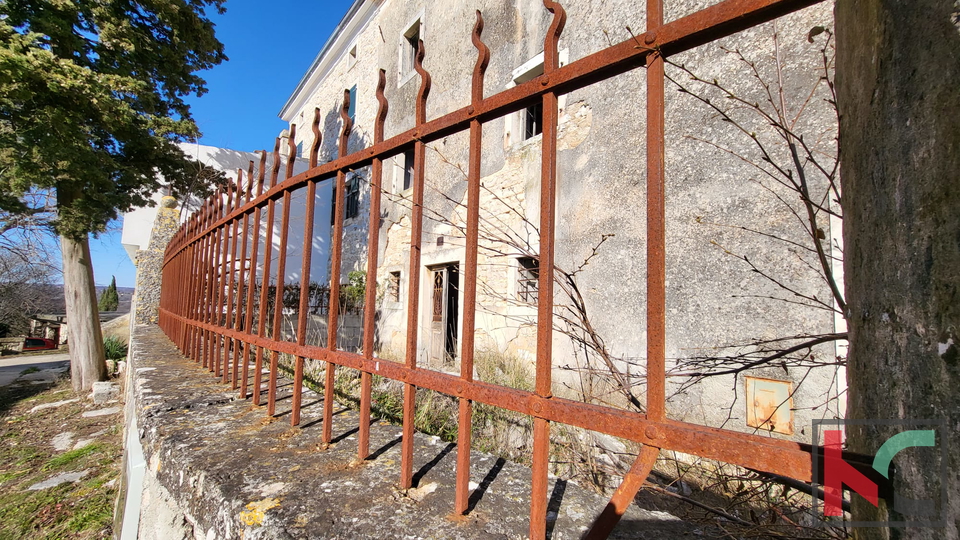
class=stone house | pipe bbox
[268,0,843,440]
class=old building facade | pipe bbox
[276,0,842,439]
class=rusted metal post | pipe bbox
[231,161,255,389]
[530,2,565,537]
[358,71,389,456]
[241,153,267,400]
[203,196,219,369]
[267,126,298,416]
[291,110,323,427]
[646,0,666,423]
[323,91,353,443]
[455,10,489,516]
[400,39,432,490]
[253,139,282,407]
[221,173,241,383]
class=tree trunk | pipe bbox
[61,232,107,392]
[836,0,959,537]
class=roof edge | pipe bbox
[278,0,375,121]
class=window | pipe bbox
[514,62,545,141]
[347,85,357,123]
[402,149,414,191]
[348,44,357,68]
[517,257,539,303]
[345,176,360,219]
[399,17,421,84]
[296,141,303,158]
[506,50,567,147]
[524,101,543,140]
[387,271,401,303]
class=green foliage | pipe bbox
[97,276,119,312]
[102,336,127,361]
[341,270,366,313]
[0,0,227,239]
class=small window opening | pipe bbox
[524,101,543,140]
[388,271,401,303]
[295,141,304,158]
[517,257,539,303]
[346,176,360,219]
[402,19,421,77]
[512,60,546,142]
[402,149,415,191]
[347,85,357,123]
[348,44,358,67]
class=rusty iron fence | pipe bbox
[158,0,838,536]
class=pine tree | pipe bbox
[0,0,227,391]
[97,276,119,312]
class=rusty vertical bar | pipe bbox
[291,109,323,427]
[323,91,353,444]
[183,213,203,359]
[531,2,566,538]
[358,70,389,456]
[583,445,660,539]
[455,10,489,516]
[204,197,217,368]
[208,191,225,373]
[254,140,282,407]
[188,207,203,360]
[646,0,666,422]
[223,171,243,384]
[232,161,255,390]
[202,199,214,362]
[197,206,211,363]
[267,126,298,416]
[400,40,432,490]
[176,220,191,349]
[191,207,201,356]
[214,180,234,377]
[201,197,217,366]
[241,153,267,400]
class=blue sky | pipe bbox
[91,0,355,288]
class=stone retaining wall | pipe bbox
[120,323,698,539]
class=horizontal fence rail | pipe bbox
[158,0,851,537]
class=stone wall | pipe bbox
[134,196,180,325]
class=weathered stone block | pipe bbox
[91,381,121,404]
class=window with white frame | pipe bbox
[348,43,358,69]
[506,51,568,147]
[347,84,357,123]
[399,17,422,85]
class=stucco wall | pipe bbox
[277,0,842,439]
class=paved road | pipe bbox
[0,353,71,387]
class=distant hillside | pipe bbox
[32,285,135,314]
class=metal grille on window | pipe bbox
[517,257,538,303]
[388,271,400,303]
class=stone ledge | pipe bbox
[129,324,701,539]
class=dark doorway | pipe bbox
[428,263,459,365]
